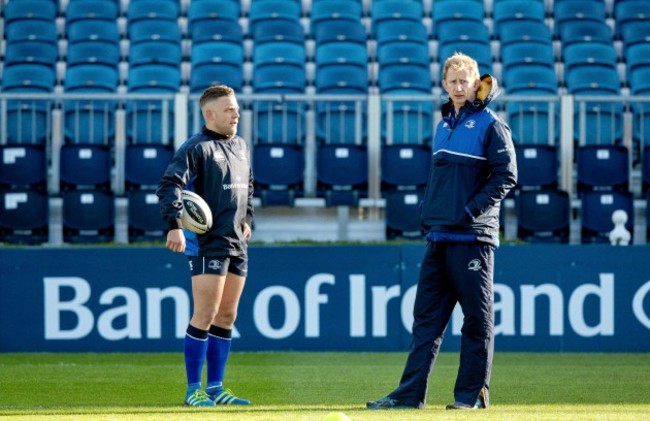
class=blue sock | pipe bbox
[206,325,232,391]
[184,324,208,394]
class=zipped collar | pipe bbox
[202,126,232,141]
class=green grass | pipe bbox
[1,352,649,420]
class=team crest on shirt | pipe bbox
[465,120,476,129]
[214,151,226,162]
[208,259,222,270]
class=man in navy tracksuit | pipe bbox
[368,53,517,410]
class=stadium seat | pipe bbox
[497,21,552,47]
[615,0,650,39]
[572,91,624,145]
[0,145,47,191]
[516,189,570,244]
[504,66,558,94]
[435,20,490,50]
[66,20,120,46]
[66,0,119,24]
[249,0,301,33]
[577,145,629,193]
[316,144,368,206]
[253,144,304,206]
[312,0,363,32]
[253,42,306,70]
[372,0,423,34]
[493,0,545,39]
[190,42,244,92]
[563,43,617,75]
[125,144,174,190]
[64,64,119,93]
[558,21,613,48]
[5,19,58,45]
[189,16,244,45]
[565,67,620,95]
[377,42,429,70]
[127,0,179,23]
[381,92,434,144]
[385,190,425,240]
[313,20,367,46]
[252,65,306,93]
[4,0,57,24]
[626,44,650,82]
[187,0,240,28]
[581,191,634,244]
[501,43,555,80]
[432,0,484,38]
[62,190,115,243]
[316,42,369,70]
[381,144,431,190]
[514,144,559,190]
[0,190,49,245]
[253,102,306,144]
[127,189,167,242]
[620,21,650,55]
[67,41,120,68]
[128,20,182,45]
[130,41,183,68]
[2,63,56,93]
[375,20,427,47]
[378,65,432,93]
[507,93,559,144]
[59,144,112,191]
[128,64,180,93]
[189,65,244,94]
[252,20,305,45]
[4,41,58,69]
[554,0,606,36]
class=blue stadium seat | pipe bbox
[565,67,620,95]
[64,64,119,93]
[558,21,613,48]
[621,21,650,55]
[253,144,304,206]
[127,189,167,242]
[381,144,431,190]
[573,96,624,145]
[187,0,240,28]
[66,0,119,23]
[313,20,367,46]
[125,144,174,190]
[615,0,650,39]
[130,41,182,68]
[190,42,244,92]
[497,21,552,47]
[0,190,49,245]
[5,20,58,45]
[316,64,368,93]
[436,20,490,50]
[249,0,301,33]
[563,43,617,75]
[577,145,629,193]
[378,65,432,93]
[67,20,120,46]
[504,66,558,94]
[252,65,306,93]
[0,145,47,191]
[316,42,368,69]
[59,144,112,191]
[253,102,306,144]
[252,20,305,45]
[630,67,650,95]
[554,0,606,36]
[127,0,179,23]
[4,41,58,69]
[626,44,650,82]
[581,191,634,244]
[515,144,558,189]
[4,0,57,24]
[127,65,180,93]
[516,189,570,244]
[316,144,368,206]
[507,93,559,144]
[372,0,423,34]
[253,42,306,70]
[377,42,429,69]
[501,43,555,80]
[62,190,115,243]
[2,63,56,93]
[493,0,545,39]
[128,20,181,45]
[432,0,484,38]
[189,16,244,45]
[312,0,362,32]
[385,190,425,240]
[381,91,434,145]
[375,20,427,48]
[67,41,120,68]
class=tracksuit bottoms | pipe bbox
[388,241,495,408]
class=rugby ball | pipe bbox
[181,190,213,234]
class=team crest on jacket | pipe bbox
[214,151,226,162]
[464,120,476,129]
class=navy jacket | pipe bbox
[421,75,517,246]
[156,127,254,257]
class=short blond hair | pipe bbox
[199,85,235,109]
[442,52,480,82]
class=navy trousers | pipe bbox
[388,241,495,408]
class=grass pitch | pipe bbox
[1,352,649,420]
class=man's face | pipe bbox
[442,68,479,110]
[204,95,239,136]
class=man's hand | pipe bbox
[243,222,252,240]
[166,229,185,253]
